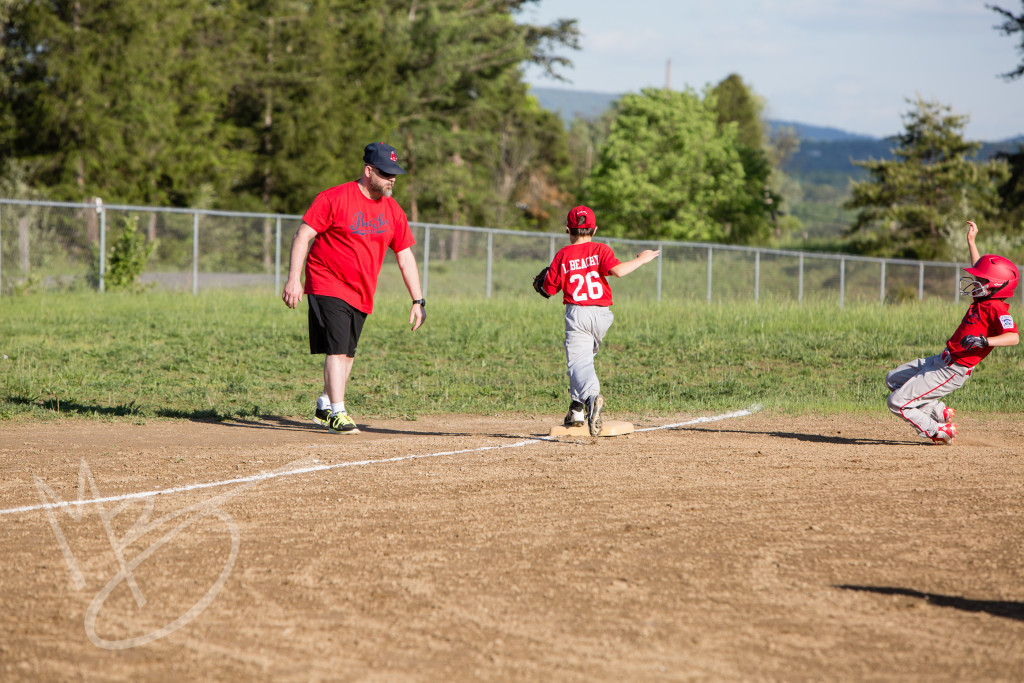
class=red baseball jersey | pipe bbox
[301,181,415,314]
[945,298,1017,367]
[542,241,621,306]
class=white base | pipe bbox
[548,420,634,437]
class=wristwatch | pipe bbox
[412,298,426,307]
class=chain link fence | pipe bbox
[0,198,999,305]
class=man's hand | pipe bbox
[967,220,978,242]
[282,279,303,309]
[409,303,426,331]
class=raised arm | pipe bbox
[609,249,661,278]
[966,220,981,267]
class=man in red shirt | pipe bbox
[282,142,426,434]
[534,205,660,436]
[886,221,1019,445]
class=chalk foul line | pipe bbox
[1,406,760,517]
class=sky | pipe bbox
[519,0,1024,141]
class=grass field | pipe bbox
[1,289,1022,422]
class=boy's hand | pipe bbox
[636,249,661,264]
[532,267,551,298]
[966,220,978,242]
[961,334,988,350]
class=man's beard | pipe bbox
[369,176,393,199]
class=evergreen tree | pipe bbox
[844,98,1009,260]
[0,0,245,205]
[584,87,746,242]
[990,2,1024,80]
[709,74,784,244]
[386,0,578,227]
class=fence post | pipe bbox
[754,250,760,302]
[486,231,493,298]
[918,262,924,300]
[421,225,431,298]
[0,204,3,298]
[839,257,846,309]
[549,235,556,262]
[274,216,282,294]
[192,212,199,295]
[706,246,713,303]
[656,242,663,303]
[97,198,106,293]
[880,260,886,304]
[798,253,804,304]
[954,265,960,302]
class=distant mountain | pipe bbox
[766,120,876,142]
[529,86,879,141]
[529,86,1024,145]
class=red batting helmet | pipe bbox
[960,254,1019,299]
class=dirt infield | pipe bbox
[1,410,1023,681]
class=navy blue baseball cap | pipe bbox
[363,142,406,175]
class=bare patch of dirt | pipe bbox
[2,411,1023,680]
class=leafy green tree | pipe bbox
[844,97,1009,259]
[990,2,1024,80]
[583,87,746,242]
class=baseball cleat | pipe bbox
[564,401,586,428]
[313,406,332,427]
[941,406,957,422]
[328,411,360,434]
[930,422,957,445]
[587,394,605,437]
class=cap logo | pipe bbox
[390,151,397,162]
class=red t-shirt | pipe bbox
[945,298,1017,367]
[542,241,621,306]
[301,181,415,314]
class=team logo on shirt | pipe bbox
[1000,314,1015,329]
[350,212,389,236]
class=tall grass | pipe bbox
[1,290,1021,421]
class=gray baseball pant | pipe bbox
[564,304,614,403]
[885,352,970,438]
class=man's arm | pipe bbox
[609,249,661,278]
[282,223,318,309]
[395,247,426,331]
[967,220,981,266]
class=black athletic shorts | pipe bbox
[307,294,367,356]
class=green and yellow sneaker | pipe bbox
[327,411,360,434]
[313,406,332,428]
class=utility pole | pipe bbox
[665,58,671,90]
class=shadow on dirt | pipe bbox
[215,416,478,439]
[835,585,1024,622]
[680,426,919,446]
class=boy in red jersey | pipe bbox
[534,206,660,436]
[886,221,1019,445]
